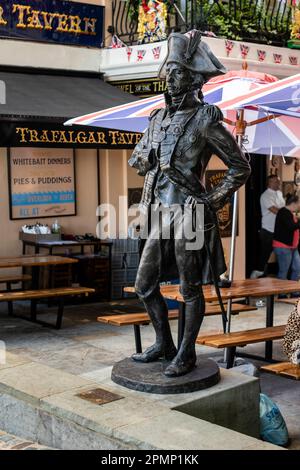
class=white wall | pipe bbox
[101,36,300,81]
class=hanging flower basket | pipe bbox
[288,5,300,48]
[127,0,173,44]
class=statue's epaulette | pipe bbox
[149,108,162,121]
[201,103,223,124]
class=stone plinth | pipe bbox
[111,357,220,394]
[0,352,282,450]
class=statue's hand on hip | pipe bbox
[185,195,212,211]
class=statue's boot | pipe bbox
[132,290,177,363]
[164,294,205,377]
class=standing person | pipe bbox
[250,175,285,279]
[273,194,300,297]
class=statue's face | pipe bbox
[165,63,192,97]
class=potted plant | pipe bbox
[126,0,174,43]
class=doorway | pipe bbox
[245,153,267,278]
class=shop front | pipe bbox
[0,69,144,299]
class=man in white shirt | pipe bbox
[251,175,285,278]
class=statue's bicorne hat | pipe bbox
[158,30,226,82]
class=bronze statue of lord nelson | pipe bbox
[128,31,251,378]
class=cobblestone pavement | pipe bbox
[0,430,52,450]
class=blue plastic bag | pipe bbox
[259,393,289,446]
[160,279,179,309]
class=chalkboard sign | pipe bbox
[205,169,236,238]
[8,148,76,220]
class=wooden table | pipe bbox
[0,255,78,288]
[21,239,112,256]
[0,255,80,326]
[0,255,78,269]
[21,240,113,300]
[124,278,300,361]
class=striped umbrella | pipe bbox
[65,69,277,133]
[66,72,300,158]
[225,72,300,158]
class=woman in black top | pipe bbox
[273,195,300,296]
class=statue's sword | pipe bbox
[204,238,228,333]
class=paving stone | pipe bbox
[0,351,31,371]
[0,430,53,450]
[11,441,35,450]
[41,384,168,434]
[9,344,109,376]
[0,362,94,404]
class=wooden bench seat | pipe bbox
[0,287,95,329]
[0,274,32,285]
[197,325,285,348]
[0,274,33,316]
[196,325,286,368]
[260,362,300,380]
[97,303,257,353]
[98,309,179,326]
[98,304,256,326]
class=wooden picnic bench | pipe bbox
[0,286,95,329]
[0,255,78,291]
[97,303,257,353]
[124,278,300,362]
[0,255,87,328]
[0,274,32,316]
[0,274,32,286]
[196,325,286,368]
[260,362,300,380]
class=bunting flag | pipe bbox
[289,56,298,66]
[137,49,146,62]
[152,46,161,60]
[273,53,282,64]
[110,35,125,49]
[126,46,133,62]
[240,44,249,59]
[220,39,300,67]
[257,50,266,62]
[202,31,217,37]
[225,39,234,57]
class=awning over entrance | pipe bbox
[0,70,136,121]
[0,70,141,148]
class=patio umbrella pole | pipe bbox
[226,190,239,333]
[224,112,245,363]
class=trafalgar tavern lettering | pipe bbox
[0,1,104,47]
[0,3,96,35]
[15,127,142,147]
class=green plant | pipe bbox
[196,0,263,40]
[126,0,140,20]
[192,0,292,43]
